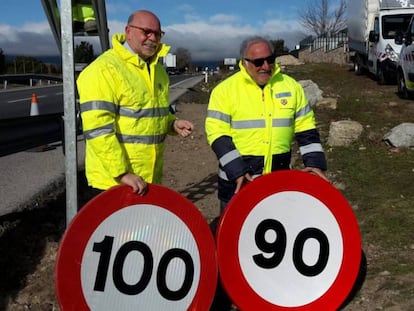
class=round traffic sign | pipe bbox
[55,184,217,311]
[216,170,361,310]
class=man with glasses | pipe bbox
[77,10,193,199]
[205,36,328,212]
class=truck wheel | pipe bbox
[397,70,413,99]
[376,66,387,85]
[354,62,363,75]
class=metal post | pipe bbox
[61,0,78,225]
[40,0,62,54]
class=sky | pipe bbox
[0,0,337,62]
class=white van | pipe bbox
[396,15,414,99]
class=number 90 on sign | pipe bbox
[217,171,361,311]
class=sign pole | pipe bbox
[60,0,79,224]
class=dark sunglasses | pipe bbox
[244,55,275,67]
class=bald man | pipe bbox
[77,10,194,200]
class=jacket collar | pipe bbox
[111,33,171,68]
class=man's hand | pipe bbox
[301,167,329,182]
[234,173,253,194]
[118,173,148,195]
[173,119,194,137]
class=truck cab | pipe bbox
[367,11,412,84]
[348,0,414,85]
[396,15,414,98]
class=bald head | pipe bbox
[127,10,161,28]
[125,10,163,59]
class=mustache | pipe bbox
[143,40,158,48]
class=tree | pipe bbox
[0,48,5,74]
[270,40,289,56]
[12,56,43,74]
[74,41,95,63]
[174,47,192,72]
[299,0,346,36]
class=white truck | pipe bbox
[395,15,414,98]
[347,0,414,84]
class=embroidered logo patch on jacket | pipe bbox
[275,92,291,106]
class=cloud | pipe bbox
[0,22,59,56]
[209,14,241,24]
[161,18,304,62]
[0,15,305,62]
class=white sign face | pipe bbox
[81,204,200,311]
[165,53,177,67]
[224,58,237,65]
[238,191,343,307]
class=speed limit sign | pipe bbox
[216,170,361,310]
[55,184,218,311]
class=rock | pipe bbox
[276,55,304,66]
[299,80,323,107]
[315,97,337,110]
[383,122,414,148]
[327,120,364,146]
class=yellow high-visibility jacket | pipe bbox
[72,4,95,23]
[77,33,175,190]
[206,60,326,202]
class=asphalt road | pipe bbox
[0,75,204,217]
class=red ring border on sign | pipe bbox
[55,184,218,311]
[216,170,362,310]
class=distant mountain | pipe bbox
[5,55,62,65]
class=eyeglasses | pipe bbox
[128,24,165,39]
[244,55,275,67]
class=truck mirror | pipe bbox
[368,30,379,43]
[395,31,404,45]
[406,34,413,46]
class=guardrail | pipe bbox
[0,74,63,89]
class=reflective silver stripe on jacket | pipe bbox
[80,101,170,119]
[218,168,229,180]
[207,110,231,123]
[80,101,116,113]
[83,123,114,139]
[299,143,324,155]
[219,149,241,167]
[117,133,167,144]
[272,118,293,127]
[232,119,265,129]
[84,125,167,144]
[208,110,294,129]
[295,103,311,119]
